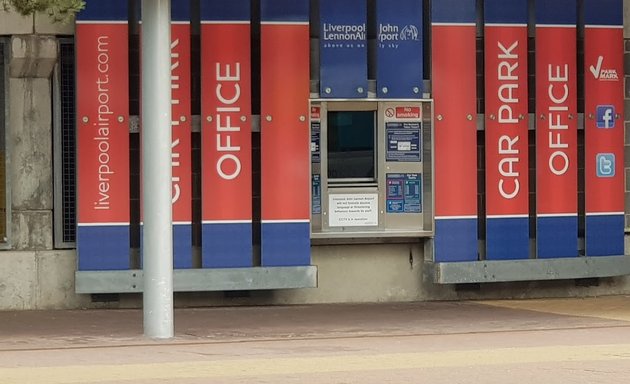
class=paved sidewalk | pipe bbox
[2,296,630,383]
[2,295,630,350]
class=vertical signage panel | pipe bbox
[376,0,423,98]
[484,0,529,260]
[201,0,253,268]
[319,0,367,98]
[261,0,311,266]
[171,1,193,268]
[535,0,578,258]
[432,0,478,262]
[76,0,130,270]
[584,0,624,256]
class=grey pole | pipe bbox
[141,0,174,339]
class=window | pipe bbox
[327,111,375,181]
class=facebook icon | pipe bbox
[596,105,615,128]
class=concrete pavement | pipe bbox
[3,296,630,348]
[1,296,630,383]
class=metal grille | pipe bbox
[57,41,76,245]
[0,41,7,244]
[0,42,4,146]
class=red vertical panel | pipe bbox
[260,21,311,266]
[76,23,130,270]
[535,22,578,257]
[261,25,310,220]
[77,26,130,226]
[584,20,624,255]
[171,23,192,224]
[432,23,478,262]
[433,25,477,217]
[536,27,578,215]
[201,20,253,267]
[585,30,623,211]
[170,22,193,268]
[202,23,252,222]
[485,27,529,216]
[484,20,529,260]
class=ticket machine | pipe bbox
[310,100,434,239]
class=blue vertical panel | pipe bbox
[319,0,368,98]
[432,0,478,262]
[171,0,191,21]
[200,0,249,21]
[376,0,423,98]
[76,0,127,21]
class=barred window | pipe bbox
[53,39,76,248]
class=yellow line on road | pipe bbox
[479,296,630,322]
[2,344,630,384]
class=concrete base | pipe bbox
[3,244,630,310]
[0,250,89,310]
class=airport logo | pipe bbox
[596,105,615,129]
[596,153,615,178]
[400,25,419,41]
[378,24,419,43]
[323,23,366,42]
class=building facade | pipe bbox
[2,0,630,310]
